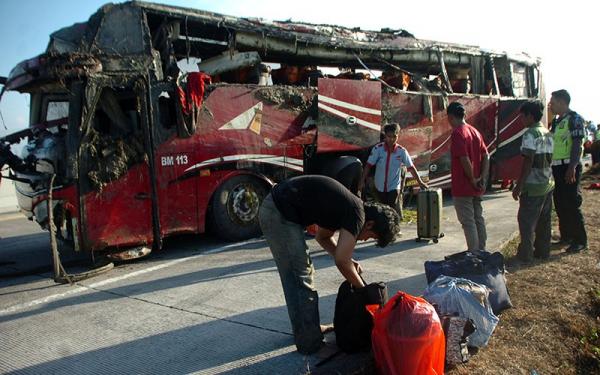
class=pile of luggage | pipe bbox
[423,250,512,366]
[332,250,511,374]
[326,188,512,373]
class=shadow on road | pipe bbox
[0,232,429,324]
[5,273,426,375]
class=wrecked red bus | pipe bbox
[0,2,543,257]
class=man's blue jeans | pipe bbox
[258,193,323,354]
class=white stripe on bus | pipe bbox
[428,174,452,183]
[318,103,381,131]
[318,94,382,115]
[184,155,304,173]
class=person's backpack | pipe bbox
[334,279,388,353]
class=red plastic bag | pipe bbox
[305,224,319,236]
[368,292,445,375]
[177,72,212,115]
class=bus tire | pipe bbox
[210,174,269,241]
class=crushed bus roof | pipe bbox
[44,1,538,66]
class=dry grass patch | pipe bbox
[450,171,600,375]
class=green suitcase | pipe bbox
[416,188,444,243]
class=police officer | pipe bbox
[549,89,587,252]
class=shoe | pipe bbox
[320,324,334,334]
[314,342,339,360]
[551,239,570,246]
[469,249,485,256]
[566,243,587,253]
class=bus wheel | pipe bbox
[211,175,268,241]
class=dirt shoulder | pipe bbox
[451,166,600,375]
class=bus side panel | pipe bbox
[383,93,497,188]
[155,146,198,236]
[463,98,497,148]
[452,96,497,186]
[83,164,153,250]
[493,99,528,181]
[384,92,446,185]
[383,92,451,187]
[399,126,433,187]
[317,79,381,152]
[157,85,310,235]
[193,85,312,145]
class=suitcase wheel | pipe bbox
[433,237,439,244]
[439,232,445,238]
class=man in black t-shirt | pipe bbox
[258,175,400,354]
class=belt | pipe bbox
[551,158,570,166]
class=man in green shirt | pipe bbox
[512,101,554,262]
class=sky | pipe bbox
[0,0,598,138]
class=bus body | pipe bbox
[0,1,543,255]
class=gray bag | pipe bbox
[423,275,498,348]
[417,188,444,243]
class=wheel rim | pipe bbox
[228,183,261,225]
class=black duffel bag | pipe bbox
[424,250,512,314]
[334,278,388,353]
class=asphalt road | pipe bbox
[0,190,519,374]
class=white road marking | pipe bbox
[0,213,25,222]
[0,238,267,315]
[0,285,89,315]
[200,346,298,374]
[203,238,266,255]
[0,235,385,316]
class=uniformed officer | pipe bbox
[549,89,587,252]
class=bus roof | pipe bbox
[45,1,539,67]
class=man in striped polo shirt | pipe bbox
[512,101,554,263]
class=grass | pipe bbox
[500,234,519,259]
[401,209,417,224]
[580,326,600,361]
[582,289,600,361]
[449,167,600,374]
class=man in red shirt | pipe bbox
[448,102,490,252]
